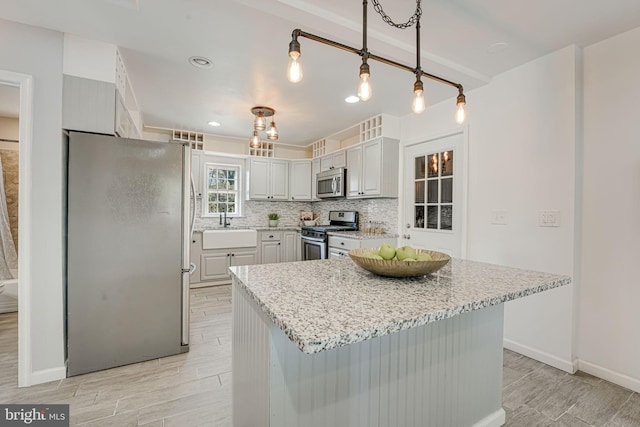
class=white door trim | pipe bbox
[0,70,34,387]
[400,126,469,259]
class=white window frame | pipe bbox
[202,162,243,217]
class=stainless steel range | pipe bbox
[301,211,359,260]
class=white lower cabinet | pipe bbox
[200,249,257,284]
[190,233,257,287]
[259,230,301,264]
[327,235,398,260]
[282,231,301,262]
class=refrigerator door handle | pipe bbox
[181,144,192,348]
[181,272,190,347]
[190,175,196,239]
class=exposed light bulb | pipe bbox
[358,73,372,101]
[266,120,279,140]
[249,131,261,148]
[455,92,466,124]
[455,103,466,124]
[254,114,266,131]
[412,89,426,114]
[287,52,303,83]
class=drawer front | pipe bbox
[329,247,350,260]
[261,231,282,242]
[328,236,359,250]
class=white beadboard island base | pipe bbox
[230,258,570,427]
[233,283,506,427]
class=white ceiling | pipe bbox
[1,0,640,145]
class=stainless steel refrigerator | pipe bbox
[66,131,191,376]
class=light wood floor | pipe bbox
[0,285,639,426]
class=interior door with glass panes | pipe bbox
[403,132,465,257]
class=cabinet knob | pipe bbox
[340,242,344,245]
[227,253,230,257]
[278,243,281,245]
[231,253,235,256]
[269,235,274,238]
[292,197,295,200]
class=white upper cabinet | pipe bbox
[346,145,363,197]
[311,158,321,200]
[346,138,399,199]
[247,158,289,200]
[289,160,312,201]
[320,150,346,172]
[62,36,141,138]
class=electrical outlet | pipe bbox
[491,210,508,225]
[539,210,560,227]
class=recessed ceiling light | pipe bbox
[189,56,213,69]
[208,121,221,127]
[487,42,509,54]
[345,95,360,103]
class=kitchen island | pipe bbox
[230,258,571,427]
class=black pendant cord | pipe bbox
[415,20,422,78]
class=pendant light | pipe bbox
[412,76,426,114]
[249,106,278,148]
[266,118,279,140]
[249,130,261,148]
[286,0,467,122]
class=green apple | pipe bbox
[364,252,383,260]
[416,253,433,261]
[396,245,417,261]
[404,258,416,262]
[378,243,396,260]
[392,256,398,261]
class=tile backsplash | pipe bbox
[194,198,399,233]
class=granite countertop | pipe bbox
[327,230,400,239]
[229,258,571,354]
[194,225,301,232]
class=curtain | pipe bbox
[0,158,17,280]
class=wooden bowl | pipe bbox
[348,248,450,278]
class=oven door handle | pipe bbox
[302,235,325,243]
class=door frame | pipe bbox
[399,126,470,259]
[0,70,34,387]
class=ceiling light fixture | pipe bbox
[345,95,360,103]
[249,106,278,147]
[207,121,221,127]
[286,0,467,123]
[188,56,213,69]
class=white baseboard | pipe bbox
[504,338,577,373]
[27,366,66,387]
[577,359,640,393]
[473,408,506,427]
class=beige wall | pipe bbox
[0,149,18,250]
[0,116,19,142]
[143,127,312,159]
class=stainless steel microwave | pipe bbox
[316,167,346,199]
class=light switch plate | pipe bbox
[491,210,508,225]
[539,210,560,227]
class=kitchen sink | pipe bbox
[202,229,258,249]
